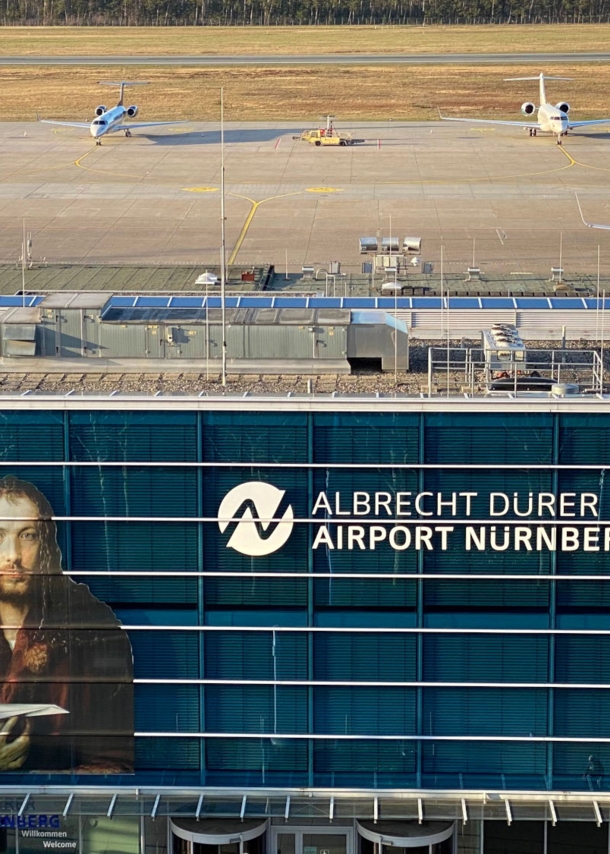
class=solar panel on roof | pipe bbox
[82,293,610,318]
[549,298,585,309]
[310,298,342,308]
[107,296,136,307]
[344,298,376,307]
[243,297,273,306]
[0,296,44,307]
[272,298,308,308]
[584,298,610,310]
[201,296,240,308]
[138,296,173,308]
[100,308,123,321]
[412,298,442,308]
[101,307,210,323]
[174,296,205,308]
[515,298,550,309]
[377,298,410,308]
[480,298,514,309]
[238,298,269,308]
[448,297,480,308]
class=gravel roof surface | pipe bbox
[1,340,605,397]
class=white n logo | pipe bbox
[217,482,294,557]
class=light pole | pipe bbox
[21,220,26,308]
[220,87,227,387]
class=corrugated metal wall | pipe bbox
[9,310,349,363]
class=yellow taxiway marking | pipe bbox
[72,128,195,180]
[182,187,219,193]
[228,191,302,266]
[0,133,579,185]
[558,146,578,167]
[558,143,610,174]
[0,138,97,180]
[73,146,149,180]
[306,187,342,193]
[73,148,97,169]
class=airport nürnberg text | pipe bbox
[310,490,606,551]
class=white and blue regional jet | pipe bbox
[40,81,184,145]
[441,73,610,145]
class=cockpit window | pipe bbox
[93,120,107,125]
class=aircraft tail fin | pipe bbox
[504,73,572,107]
[98,81,149,106]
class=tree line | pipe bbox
[3,0,610,27]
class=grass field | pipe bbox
[1,24,610,56]
[3,24,610,122]
[3,63,610,122]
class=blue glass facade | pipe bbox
[0,405,608,795]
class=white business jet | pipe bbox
[40,81,184,145]
[441,73,610,145]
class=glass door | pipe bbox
[272,826,353,854]
[303,834,347,854]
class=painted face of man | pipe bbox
[0,496,42,600]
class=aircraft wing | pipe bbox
[39,119,91,128]
[113,121,188,131]
[568,117,610,129]
[440,115,539,129]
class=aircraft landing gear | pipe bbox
[557,137,563,145]
[124,129,132,138]
[95,139,102,146]
[528,128,537,137]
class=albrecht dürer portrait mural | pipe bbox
[0,476,133,773]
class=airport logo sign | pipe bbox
[218,482,294,557]
[219,482,610,556]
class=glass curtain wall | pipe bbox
[0,410,605,789]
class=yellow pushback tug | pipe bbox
[294,115,355,147]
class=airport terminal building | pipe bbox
[0,396,609,854]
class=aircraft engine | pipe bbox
[126,105,138,117]
[94,105,107,117]
[556,102,570,114]
[521,102,535,116]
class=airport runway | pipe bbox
[2,120,610,278]
[2,52,610,66]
